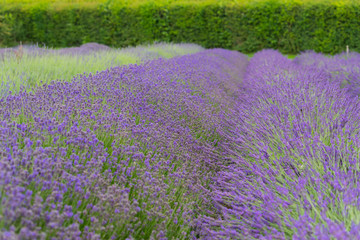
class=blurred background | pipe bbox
[0,0,359,54]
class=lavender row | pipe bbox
[0,49,248,239]
[0,42,205,98]
[0,43,110,59]
[294,51,360,97]
[198,50,360,239]
[0,42,204,60]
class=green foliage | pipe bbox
[226,0,360,54]
[0,0,359,54]
[0,14,13,46]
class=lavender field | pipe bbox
[0,43,204,97]
[1,44,360,240]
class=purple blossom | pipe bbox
[0,48,248,239]
[198,49,360,239]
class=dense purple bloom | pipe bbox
[198,50,360,239]
[294,50,360,97]
[3,43,360,239]
[0,48,248,239]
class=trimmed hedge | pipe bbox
[0,0,359,54]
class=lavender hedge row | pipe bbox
[0,42,205,97]
[0,49,248,239]
[294,51,360,97]
[198,50,360,239]
[4,45,360,239]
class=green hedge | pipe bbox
[0,0,359,54]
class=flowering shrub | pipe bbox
[198,50,360,239]
[0,49,248,239]
[294,51,360,97]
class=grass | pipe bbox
[247,52,297,59]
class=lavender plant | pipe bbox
[198,50,360,239]
[0,49,248,239]
[294,51,360,97]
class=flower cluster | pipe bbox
[294,51,360,97]
[0,49,248,239]
[198,50,360,239]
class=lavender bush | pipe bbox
[198,50,360,239]
[294,51,360,97]
[0,49,248,239]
